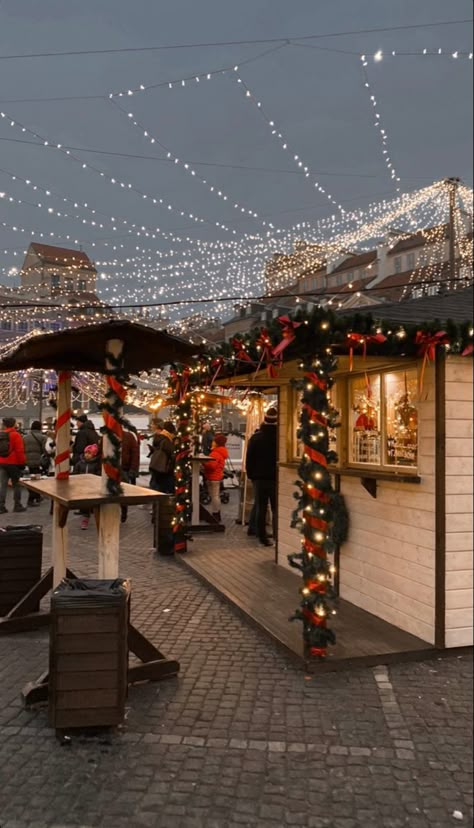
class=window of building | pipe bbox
[349,368,418,469]
[63,278,74,292]
[50,274,60,290]
[78,279,87,291]
[336,274,343,286]
[394,256,403,273]
[17,321,28,332]
[407,252,416,270]
[1,319,12,330]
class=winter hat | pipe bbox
[162,421,176,435]
[264,407,278,426]
[84,444,99,457]
[214,433,227,447]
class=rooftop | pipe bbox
[27,243,96,270]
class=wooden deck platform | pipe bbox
[178,518,434,671]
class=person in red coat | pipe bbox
[202,433,228,522]
[0,417,27,513]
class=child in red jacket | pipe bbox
[202,434,228,522]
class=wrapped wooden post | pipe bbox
[99,340,126,579]
[52,371,71,586]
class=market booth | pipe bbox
[215,289,473,658]
[0,319,198,704]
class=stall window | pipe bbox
[349,368,418,469]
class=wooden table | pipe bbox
[190,456,225,533]
[21,474,163,584]
[1,475,180,702]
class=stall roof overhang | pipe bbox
[0,319,200,374]
[336,286,474,325]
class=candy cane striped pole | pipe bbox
[54,371,72,480]
[101,339,125,495]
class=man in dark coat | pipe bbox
[245,407,277,547]
[72,415,100,467]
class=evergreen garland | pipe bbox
[170,376,193,553]
[99,348,135,497]
[288,351,340,658]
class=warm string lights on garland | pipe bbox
[169,372,193,553]
[288,350,341,657]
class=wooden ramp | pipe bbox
[178,521,434,671]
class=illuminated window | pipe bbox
[349,368,418,469]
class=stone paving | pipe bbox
[0,498,472,828]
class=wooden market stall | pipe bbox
[210,288,473,658]
[0,319,199,697]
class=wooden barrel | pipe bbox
[0,526,42,617]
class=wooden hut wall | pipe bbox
[444,357,473,647]
[336,361,436,644]
[275,362,438,645]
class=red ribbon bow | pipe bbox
[461,343,473,357]
[255,328,278,378]
[415,330,450,391]
[347,332,387,371]
[272,316,302,358]
[169,366,191,402]
[231,337,253,364]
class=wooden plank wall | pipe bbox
[276,366,438,645]
[444,357,473,647]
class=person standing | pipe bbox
[201,421,214,456]
[73,444,101,529]
[149,420,176,494]
[245,408,278,547]
[23,420,47,505]
[120,425,140,523]
[0,417,27,514]
[202,433,228,522]
[72,415,100,467]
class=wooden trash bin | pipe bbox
[0,525,42,617]
[49,578,131,729]
[154,496,176,556]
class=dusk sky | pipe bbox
[0,1,472,313]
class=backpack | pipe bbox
[0,431,11,458]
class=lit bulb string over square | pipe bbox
[360,56,401,194]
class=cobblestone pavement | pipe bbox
[0,500,472,828]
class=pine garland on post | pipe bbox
[100,341,128,496]
[173,394,193,553]
[288,350,340,659]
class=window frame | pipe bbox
[344,365,419,474]
[287,363,420,477]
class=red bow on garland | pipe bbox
[209,356,224,388]
[415,330,450,391]
[461,343,474,357]
[169,366,191,403]
[255,328,278,378]
[231,337,253,364]
[272,316,302,358]
[346,332,387,372]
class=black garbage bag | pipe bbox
[51,578,131,609]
